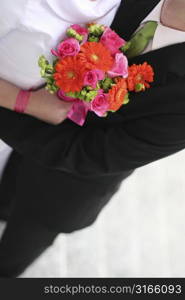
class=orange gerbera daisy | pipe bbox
[127,62,154,92]
[79,42,113,72]
[54,56,87,93]
[108,78,128,112]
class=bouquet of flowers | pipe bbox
[38,23,154,126]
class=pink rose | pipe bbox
[84,70,105,89]
[71,24,88,44]
[91,91,109,117]
[71,24,88,36]
[100,28,126,55]
[107,53,128,78]
[57,90,77,102]
[51,38,80,58]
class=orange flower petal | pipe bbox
[127,62,154,92]
[54,56,88,93]
[108,78,128,112]
[79,42,113,72]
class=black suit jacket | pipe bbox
[0,0,185,232]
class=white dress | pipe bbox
[0,0,121,89]
[0,0,121,178]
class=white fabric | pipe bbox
[141,0,185,53]
[0,0,121,89]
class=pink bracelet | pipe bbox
[14,89,32,113]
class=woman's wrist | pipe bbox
[24,90,41,116]
[0,79,19,110]
[0,79,32,114]
[0,79,73,124]
[14,89,32,113]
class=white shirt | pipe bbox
[141,0,185,53]
[0,0,185,179]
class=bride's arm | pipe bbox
[0,79,73,125]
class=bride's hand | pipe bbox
[25,88,73,125]
[0,79,73,125]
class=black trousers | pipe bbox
[0,152,57,277]
[0,212,58,277]
[0,152,132,277]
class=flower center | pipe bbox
[91,54,99,61]
[136,74,143,82]
[67,71,75,79]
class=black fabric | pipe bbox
[13,156,132,233]
[0,0,185,277]
[111,0,160,39]
[0,154,132,277]
[0,151,22,220]
[0,208,57,277]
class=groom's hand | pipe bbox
[25,88,73,125]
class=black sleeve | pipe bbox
[0,80,185,176]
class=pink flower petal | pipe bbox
[107,53,128,78]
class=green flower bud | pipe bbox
[135,83,145,92]
[66,28,83,42]
[66,92,80,99]
[51,85,59,93]
[88,24,105,36]
[96,83,100,90]
[44,72,53,78]
[66,28,76,38]
[45,81,59,94]
[79,94,85,100]
[38,55,48,68]
[40,69,46,77]
[46,65,54,72]
[76,34,83,42]
[38,55,55,81]
[88,36,99,42]
[123,93,130,105]
[85,90,98,102]
[66,91,78,98]
[85,86,93,91]
[101,77,113,91]
[81,90,87,97]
